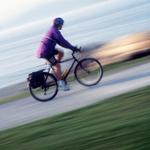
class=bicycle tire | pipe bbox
[75,58,103,86]
[29,73,58,102]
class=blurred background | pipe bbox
[0,1,150,149]
[0,0,149,88]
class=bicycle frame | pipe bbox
[29,49,103,101]
[48,51,80,81]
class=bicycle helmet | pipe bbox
[53,17,64,27]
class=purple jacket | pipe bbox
[36,26,75,58]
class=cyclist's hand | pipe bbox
[73,46,81,52]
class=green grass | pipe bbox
[0,86,150,150]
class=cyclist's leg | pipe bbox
[54,63,62,80]
[41,47,63,80]
[53,49,64,80]
[53,50,69,91]
[55,50,64,62]
[46,50,69,91]
[45,56,61,80]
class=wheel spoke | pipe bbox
[75,58,103,86]
[29,73,58,101]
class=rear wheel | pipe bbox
[75,58,103,86]
[29,73,58,102]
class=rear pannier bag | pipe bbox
[27,70,45,88]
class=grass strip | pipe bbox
[0,86,150,150]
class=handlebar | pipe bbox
[72,46,82,55]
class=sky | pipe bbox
[0,0,149,88]
[0,0,100,31]
[0,0,45,30]
[0,0,43,21]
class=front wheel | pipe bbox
[75,58,103,86]
[29,73,58,102]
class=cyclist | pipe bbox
[36,17,79,91]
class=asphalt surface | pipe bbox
[0,62,150,131]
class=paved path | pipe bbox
[0,63,150,131]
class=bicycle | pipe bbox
[28,48,103,102]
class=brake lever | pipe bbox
[79,46,82,52]
[72,46,82,56]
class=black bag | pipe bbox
[27,70,45,88]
